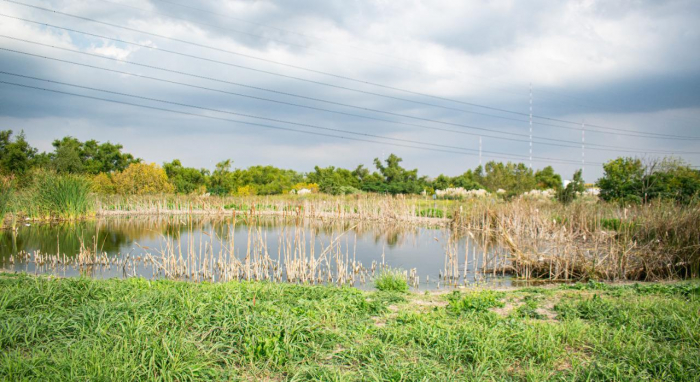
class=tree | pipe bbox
[480,161,536,196]
[50,136,139,175]
[208,160,234,195]
[112,163,174,195]
[558,169,585,204]
[370,154,425,194]
[597,157,645,203]
[163,159,209,194]
[307,166,360,195]
[0,130,37,176]
[53,144,84,174]
[535,166,562,190]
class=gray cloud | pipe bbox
[1,0,699,182]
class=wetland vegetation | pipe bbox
[1,131,699,380]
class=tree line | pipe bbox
[1,130,698,203]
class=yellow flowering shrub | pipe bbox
[113,163,174,195]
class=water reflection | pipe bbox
[0,216,510,289]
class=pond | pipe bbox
[0,216,511,290]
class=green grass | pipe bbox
[0,275,698,381]
[374,268,409,292]
[10,171,94,219]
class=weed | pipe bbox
[374,268,409,292]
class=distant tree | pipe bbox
[53,144,84,174]
[597,157,645,203]
[535,166,562,190]
[50,136,139,174]
[307,166,360,195]
[558,169,585,204]
[0,130,37,176]
[480,161,536,196]
[371,154,425,194]
[163,159,209,194]
[208,160,234,196]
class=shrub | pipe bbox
[91,173,116,194]
[291,182,320,194]
[236,185,257,196]
[113,163,174,195]
[374,268,409,292]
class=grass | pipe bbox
[7,171,94,220]
[32,172,93,219]
[0,176,12,225]
[374,268,409,292]
[1,274,698,381]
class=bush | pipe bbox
[374,268,409,292]
[91,173,116,194]
[113,163,174,195]
[236,185,257,196]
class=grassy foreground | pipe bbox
[0,275,698,381]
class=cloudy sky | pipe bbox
[1,0,699,180]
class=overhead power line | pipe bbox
[85,0,422,76]
[3,1,699,141]
[1,71,603,165]
[3,43,696,157]
[0,78,603,166]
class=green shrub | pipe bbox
[374,268,409,292]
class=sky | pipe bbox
[0,0,699,181]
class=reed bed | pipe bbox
[450,199,700,281]
[7,193,700,283]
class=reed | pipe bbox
[0,175,12,226]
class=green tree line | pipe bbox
[1,130,698,203]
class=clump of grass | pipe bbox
[514,295,544,319]
[32,170,93,219]
[417,208,444,218]
[447,290,505,313]
[374,268,409,292]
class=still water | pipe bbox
[0,216,510,289]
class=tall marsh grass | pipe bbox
[14,170,94,219]
[0,175,13,225]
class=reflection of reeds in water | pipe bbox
[16,218,374,286]
[4,217,426,288]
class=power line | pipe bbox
[4,1,699,141]
[1,71,603,165]
[3,44,696,157]
[146,0,418,66]
[0,78,604,166]
[3,13,696,142]
[85,0,420,76]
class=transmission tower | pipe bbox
[529,83,533,169]
[582,121,586,180]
